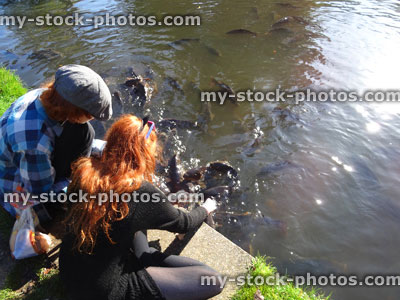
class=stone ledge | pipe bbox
[148,223,253,300]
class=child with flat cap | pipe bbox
[0,64,112,221]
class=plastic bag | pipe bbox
[9,204,52,259]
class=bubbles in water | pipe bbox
[253,126,264,138]
[189,157,201,167]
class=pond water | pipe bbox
[1,0,400,299]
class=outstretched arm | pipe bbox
[132,183,209,233]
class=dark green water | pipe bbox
[1,0,400,299]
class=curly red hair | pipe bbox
[65,115,157,253]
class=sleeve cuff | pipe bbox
[91,139,106,157]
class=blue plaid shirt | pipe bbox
[0,89,68,209]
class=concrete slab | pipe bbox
[148,223,253,300]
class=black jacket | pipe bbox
[59,181,207,300]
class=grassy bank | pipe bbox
[0,67,27,116]
[0,260,65,300]
[233,256,329,300]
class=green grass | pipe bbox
[0,207,14,240]
[22,268,66,300]
[0,69,25,299]
[0,67,27,116]
[4,256,46,291]
[0,289,21,300]
[232,256,330,300]
[0,265,66,300]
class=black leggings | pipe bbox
[134,231,223,300]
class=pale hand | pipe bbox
[202,198,217,214]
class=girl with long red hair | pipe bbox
[59,114,222,300]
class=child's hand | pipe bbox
[202,198,217,214]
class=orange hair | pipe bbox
[40,81,93,123]
[65,115,158,253]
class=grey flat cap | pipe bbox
[54,64,112,121]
